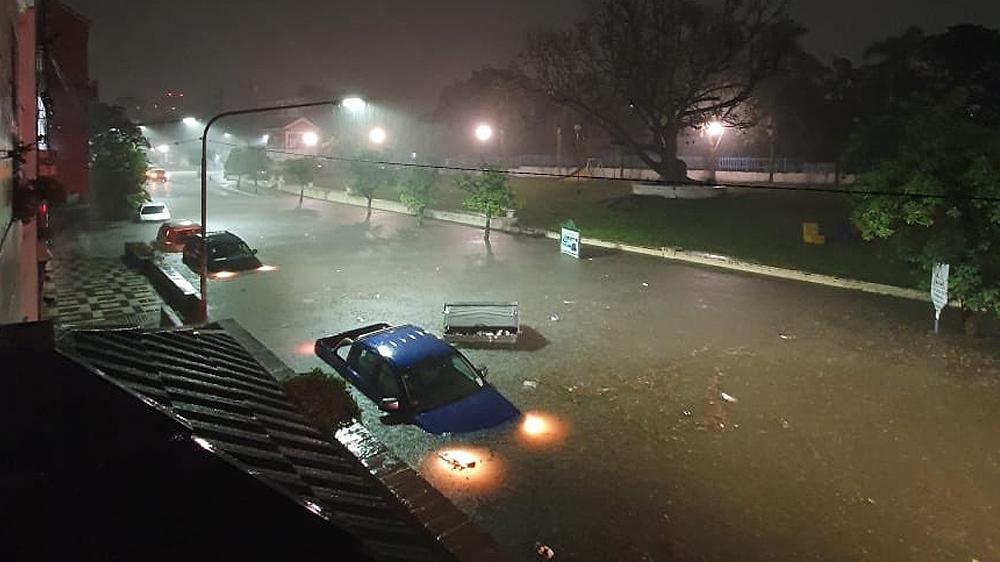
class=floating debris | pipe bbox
[720,392,738,403]
[642,282,650,287]
[437,451,476,471]
[779,333,796,341]
[549,313,560,322]
[562,300,576,305]
[523,380,539,389]
[534,543,555,560]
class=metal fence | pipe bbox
[504,153,835,174]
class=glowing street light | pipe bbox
[474,123,494,143]
[302,131,319,147]
[341,97,367,112]
[704,120,726,184]
[368,127,386,145]
[156,144,170,153]
[260,134,270,144]
[222,132,232,139]
[705,121,726,140]
[182,116,199,126]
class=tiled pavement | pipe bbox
[44,255,163,328]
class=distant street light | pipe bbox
[302,131,319,147]
[223,132,232,139]
[260,134,270,145]
[368,127,386,145]
[474,123,494,143]
[182,116,199,126]
[156,144,170,153]
[342,97,367,112]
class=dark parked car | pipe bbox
[155,220,202,252]
[182,231,262,277]
[315,323,521,434]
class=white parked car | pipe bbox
[136,202,171,222]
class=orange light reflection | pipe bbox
[212,271,238,280]
[518,411,567,447]
[257,265,278,272]
[420,447,503,495]
[293,342,315,356]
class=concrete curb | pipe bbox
[276,184,929,304]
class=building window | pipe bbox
[37,95,49,150]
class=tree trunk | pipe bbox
[638,129,687,182]
[768,136,776,183]
[298,185,304,208]
[365,196,373,222]
[962,308,980,337]
[417,208,424,227]
[236,175,242,188]
[484,215,491,241]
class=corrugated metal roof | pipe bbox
[58,323,448,562]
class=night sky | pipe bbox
[65,0,1000,112]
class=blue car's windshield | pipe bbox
[401,351,484,413]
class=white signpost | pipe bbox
[560,226,581,259]
[931,263,950,334]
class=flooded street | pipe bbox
[67,175,1000,561]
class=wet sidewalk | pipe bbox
[43,205,164,328]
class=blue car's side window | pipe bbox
[352,347,403,401]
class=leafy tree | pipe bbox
[398,168,438,226]
[519,0,800,181]
[225,148,272,190]
[347,150,393,221]
[847,25,1000,170]
[456,168,516,241]
[851,96,1000,334]
[224,148,248,187]
[282,157,317,208]
[89,103,149,219]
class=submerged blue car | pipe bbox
[315,324,521,434]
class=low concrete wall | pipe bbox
[143,259,200,324]
[632,183,728,199]
[513,165,854,186]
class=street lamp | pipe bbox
[198,99,356,322]
[704,121,726,183]
[302,131,319,147]
[342,97,367,112]
[474,123,494,143]
[155,144,170,154]
[368,127,386,145]
[182,116,199,126]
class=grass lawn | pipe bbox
[313,169,917,288]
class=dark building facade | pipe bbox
[38,0,92,196]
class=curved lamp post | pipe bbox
[197,99,348,322]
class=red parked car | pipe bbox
[155,220,202,252]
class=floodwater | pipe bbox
[67,172,1000,561]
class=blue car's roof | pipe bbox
[358,324,454,369]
